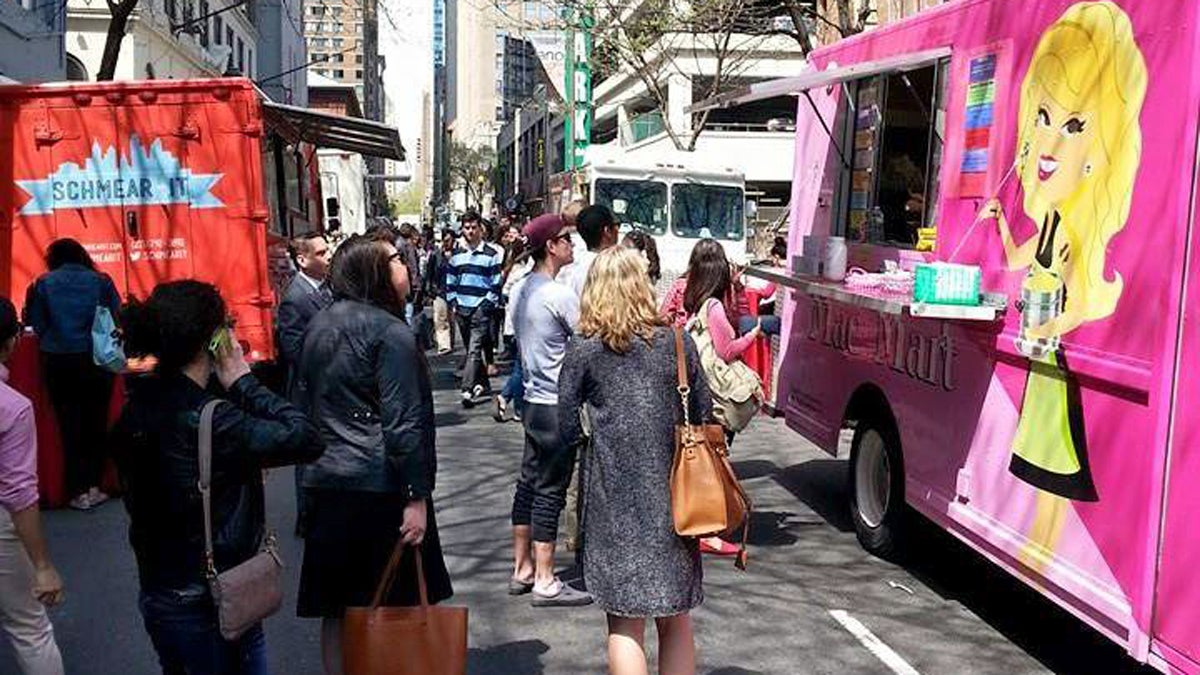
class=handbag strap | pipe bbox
[673,327,693,429]
[371,541,429,610]
[197,399,223,578]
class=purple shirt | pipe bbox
[0,366,39,513]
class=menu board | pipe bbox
[848,79,881,241]
[959,53,997,196]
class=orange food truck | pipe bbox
[0,77,403,505]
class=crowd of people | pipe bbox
[0,201,782,675]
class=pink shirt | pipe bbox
[0,365,39,513]
[705,300,756,364]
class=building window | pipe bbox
[355,69,362,79]
[333,38,343,48]
[237,37,245,72]
[840,58,949,247]
[333,69,344,78]
[165,0,177,21]
[354,8,361,19]
[248,48,254,77]
[355,54,362,64]
[214,15,222,43]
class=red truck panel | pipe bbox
[0,78,276,360]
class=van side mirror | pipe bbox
[325,197,340,219]
[746,200,759,219]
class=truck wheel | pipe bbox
[849,418,907,561]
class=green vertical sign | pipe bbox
[563,4,593,171]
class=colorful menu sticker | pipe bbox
[960,53,997,196]
[849,81,881,240]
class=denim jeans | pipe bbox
[737,314,781,337]
[511,404,578,543]
[139,588,268,675]
[500,341,524,405]
[456,304,494,394]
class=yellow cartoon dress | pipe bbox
[1009,212,1099,502]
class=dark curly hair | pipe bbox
[121,280,227,372]
[622,230,661,284]
[329,234,404,316]
[0,297,20,345]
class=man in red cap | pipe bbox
[506,214,592,607]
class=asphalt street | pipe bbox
[0,352,1157,674]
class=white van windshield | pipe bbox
[671,184,745,241]
[593,179,668,235]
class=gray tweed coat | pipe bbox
[558,327,713,617]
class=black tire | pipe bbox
[848,416,907,561]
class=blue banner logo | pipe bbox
[17,135,224,216]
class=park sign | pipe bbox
[563,6,592,171]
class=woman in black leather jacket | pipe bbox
[293,234,452,675]
[111,280,324,675]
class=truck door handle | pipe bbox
[125,211,139,239]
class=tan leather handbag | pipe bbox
[669,327,752,569]
[197,400,284,641]
[343,542,468,675]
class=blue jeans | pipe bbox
[737,314,781,336]
[139,588,268,675]
[501,340,524,405]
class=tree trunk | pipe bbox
[786,3,815,54]
[97,0,139,81]
[835,0,855,36]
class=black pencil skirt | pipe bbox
[297,489,453,618]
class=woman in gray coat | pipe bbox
[559,247,712,675]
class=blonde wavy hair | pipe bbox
[579,247,667,353]
[1016,1,1147,322]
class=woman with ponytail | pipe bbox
[111,280,324,674]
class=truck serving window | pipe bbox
[671,184,745,241]
[842,58,949,248]
[593,179,668,235]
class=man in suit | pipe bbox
[276,231,332,537]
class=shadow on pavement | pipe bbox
[898,516,1156,675]
[467,639,550,675]
[707,668,765,675]
[771,459,855,533]
[745,511,799,547]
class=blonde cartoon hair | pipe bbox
[1016,1,1147,322]
[579,247,667,353]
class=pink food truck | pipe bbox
[690,0,1200,671]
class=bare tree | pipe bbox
[97,0,140,80]
[536,0,868,152]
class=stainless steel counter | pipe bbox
[746,266,1007,321]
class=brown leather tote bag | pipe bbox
[669,327,752,569]
[343,542,468,675]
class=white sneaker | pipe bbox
[68,493,93,511]
[461,390,475,409]
[88,487,110,507]
[472,384,486,399]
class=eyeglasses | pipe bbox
[551,232,573,244]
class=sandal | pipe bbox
[700,537,740,556]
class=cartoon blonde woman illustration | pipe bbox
[982,1,1147,564]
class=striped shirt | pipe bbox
[446,241,503,310]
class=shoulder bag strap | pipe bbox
[198,399,223,578]
[673,327,693,428]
